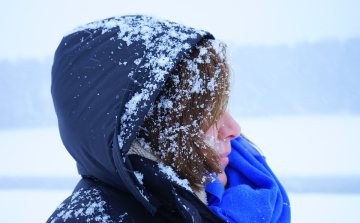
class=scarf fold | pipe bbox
[205,136,291,223]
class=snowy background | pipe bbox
[1,0,360,222]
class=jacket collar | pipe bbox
[129,154,226,222]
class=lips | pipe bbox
[220,156,229,167]
[219,149,231,167]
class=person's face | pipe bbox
[204,111,241,187]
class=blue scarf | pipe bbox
[205,136,291,223]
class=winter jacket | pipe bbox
[47,15,226,223]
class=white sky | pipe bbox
[0,0,359,60]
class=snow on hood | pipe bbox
[51,15,214,213]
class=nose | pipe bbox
[218,111,241,141]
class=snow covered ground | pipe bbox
[1,115,359,222]
[0,127,77,177]
[237,114,360,177]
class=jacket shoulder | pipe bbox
[46,178,186,223]
[46,179,126,223]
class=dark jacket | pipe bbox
[47,15,226,223]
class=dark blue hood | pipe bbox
[51,15,214,213]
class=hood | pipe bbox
[51,15,214,214]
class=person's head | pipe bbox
[137,39,241,191]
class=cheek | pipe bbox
[204,125,217,140]
[204,126,220,150]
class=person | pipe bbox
[47,15,290,223]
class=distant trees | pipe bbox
[229,38,360,117]
[0,58,56,128]
[1,38,359,129]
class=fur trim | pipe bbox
[194,185,208,205]
[128,139,159,162]
[129,139,208,205]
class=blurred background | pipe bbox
[1,0,359,222]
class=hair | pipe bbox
[137,39,230,192]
